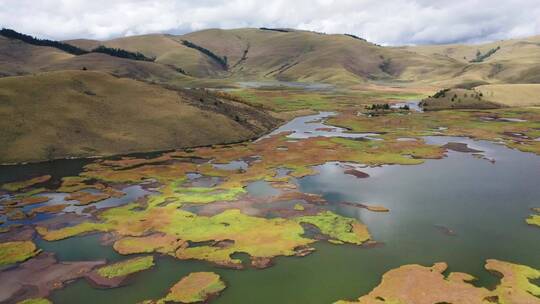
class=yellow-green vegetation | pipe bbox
[335,260,540,304]
[170,186,246,204]
[16,299,52,304]
[114,234,187,255]
[0,241,40,266]
[329,108,540,155]
[527,208,540,227]
[37,204,315,267]
[228,88,425,113]
[294,204,305,211]
[296,211,370,245]
[230,89,338,112]
[485,259,540,304]
[96,256,154,278]
[1,175,51,192]
[151,272,226,303]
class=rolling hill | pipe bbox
[0,70,279,163]
[6,27,540,88]
[65,28,540,88]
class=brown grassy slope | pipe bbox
[179,28,467,86]
[0,35,74,76]
[77,34,224,77]
[86,28,458,86]
[403,35,540,85]
[40,52,185,83]
[64,39,102,51]
[67,29,540,87]
[0,35,190,83]
[0,70,279,164]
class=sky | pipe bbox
[1,0,539,45]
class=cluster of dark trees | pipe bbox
[259,27,291,33]
[92,45,154,61]
[367,103,391,110]
[470,46,500,63]
[0,28,87,55]
[182,40,228,70]
[344,34,367,41]
[1,28,155,62]
[379,56,392,74]
[432,88,450,98]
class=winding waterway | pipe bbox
[1,111,539,304]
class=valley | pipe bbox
[0,26,539,304]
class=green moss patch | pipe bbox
[16,299,52,304]
[97,256,155,278]
[0,241,41,266]
[296,211,370,245]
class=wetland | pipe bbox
[1,101,539,304]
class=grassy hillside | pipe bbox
[0,35,74,76]
[476,84,540,106]
[8,28,540,88]
[0,70,278,164]
[81,28,457,86]
[89,28,540,88]
[403,35,540,86]
[74,34,226,78]
[420,88,501,111]
[0,34,188,83]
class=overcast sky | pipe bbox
[1,0,539,45]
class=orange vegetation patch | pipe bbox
[29,204,69,216]
[65,191,111,206]
[335,260,540,304]
[1,196,50,208]
[1,175,51,192]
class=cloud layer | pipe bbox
[1,0,539,45]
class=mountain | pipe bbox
[403,35,540,86]
[66,28,540,87]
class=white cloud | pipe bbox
[0,0,539,45]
